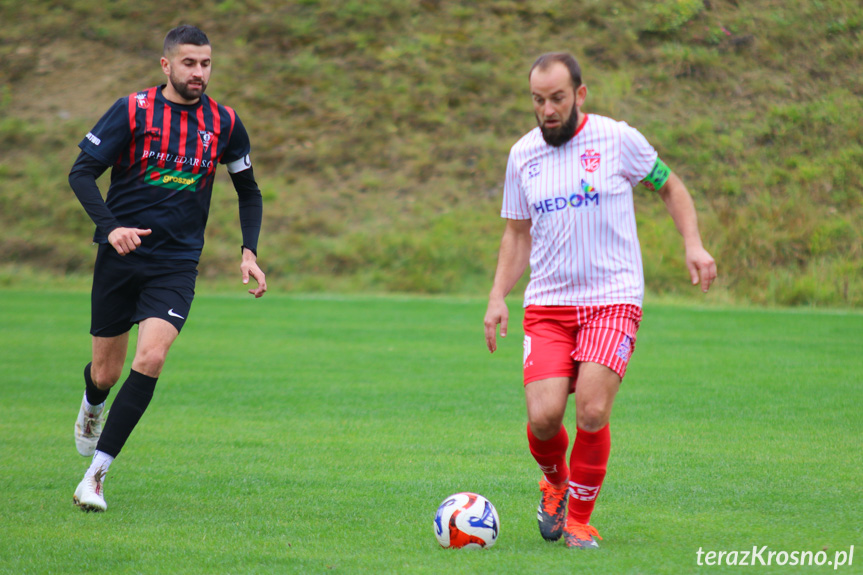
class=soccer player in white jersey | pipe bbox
[484,52,717,549]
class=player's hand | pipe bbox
[686,245,717,293]
[241,249,267,298]
[484,297,509,353]
[108,227,152,255]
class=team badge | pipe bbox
[198,130,214,152]
[580,149,601,172]
[135,93,149,109]
[616,335,634,362]
[527,161,541,179]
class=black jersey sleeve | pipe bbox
[221,111,261,253]
[69,150,122,236]
[229,166,263,254]
[78,96,133,166]
[221,111,252,166]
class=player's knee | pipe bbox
[576,405,611,432]
[132,347,168,377]
[576,412,609,433]
[528,414,565,440]
[91,364,122,389]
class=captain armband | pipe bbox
[642,157,671,192]
[226,154,252,174]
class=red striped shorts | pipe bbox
[522,304,643,387]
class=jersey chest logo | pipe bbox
[146,167,203,191]
[530,179,599,215]
[197,130,214,152]
[580,149,601,173]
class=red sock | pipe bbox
[527,424,570,487]
[567,424,611,524]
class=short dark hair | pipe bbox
[163,25,210,56]
[529,52,582,89]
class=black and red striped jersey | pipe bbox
[78,85,251,261]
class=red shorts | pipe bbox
[522,304,642,388]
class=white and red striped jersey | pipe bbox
[501,114,657,307]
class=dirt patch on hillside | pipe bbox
[9,38,160,125]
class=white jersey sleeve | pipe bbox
[619,122,658,187]
[502,139,533,220]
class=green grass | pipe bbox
[1,290,861,573]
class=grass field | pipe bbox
[1,290,860,574]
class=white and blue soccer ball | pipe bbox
[433,492,500,549]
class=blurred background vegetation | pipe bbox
[1,0,861,306]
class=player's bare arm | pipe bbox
[484,218,532,353]
[240,247,267,298]
[655,172,717,293]
[107,227,152,256]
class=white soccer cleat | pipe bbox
[73,469,107,512]
[74,394,106,457]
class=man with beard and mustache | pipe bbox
[68,25,267,511]
[484,52,717,548]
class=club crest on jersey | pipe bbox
[580,149,601,172]
[198,130,214,152]
[135,93,149,109]
[527,161,541,179]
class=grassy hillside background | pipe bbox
[1,0,861,306]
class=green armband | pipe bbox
[642,157,671,192]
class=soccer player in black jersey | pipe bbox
[69,25,267,511]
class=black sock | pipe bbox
[95,369,158,458]
[84,362,111,406]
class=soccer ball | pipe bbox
[433,492,500,549]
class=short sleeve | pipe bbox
[221,111,252,167]
[501,148,531,220]
[619,122,658,187]
[78,97,133,166]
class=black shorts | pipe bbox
[90,243,198,337]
